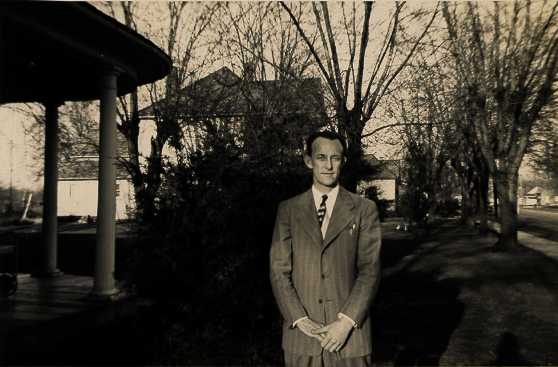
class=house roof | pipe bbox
[59,158,130,181]
[363,154,399,180]
[63,128,130,158]
[527,186,544,195]
[61,68,328,181]
[139,67,327,120]
[58,128,130,180]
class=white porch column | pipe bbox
[37,101,63,277]
[92,70,119,297]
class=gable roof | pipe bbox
[59,128,130,180]
[364,154,399,180]
[59,158,130,181]
[140,66,327,120]
[62,128,130,158]
[527,186,544,195]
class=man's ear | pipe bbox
[303,154,313,169]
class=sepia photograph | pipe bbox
[1,1,558,365]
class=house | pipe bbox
[58,67,327,218]
[521,186,557,207]
[358,154,401,212]
[524,186,543,206]
[57,129,135,219]
[140,66,327,154]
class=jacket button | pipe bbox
[318,298,323,304]
[321,274,325,279]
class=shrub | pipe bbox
[364,185,390,222]
[398,187,430,227]
[124,131,309,364]
[436,198,460,217]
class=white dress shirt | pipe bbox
[312,184,339,238]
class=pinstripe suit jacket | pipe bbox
[270,186,382,358]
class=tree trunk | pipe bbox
[136,187,156,223]
[492,178,499,219]
[119,90,152,222]
[339,110,364,193]
[477,168,489,235]
[494,171,519,250]
[460,182,475,226]
[343,146,361,192]
[141,141,164,222]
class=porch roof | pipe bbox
[0,2,171,104]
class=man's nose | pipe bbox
[326,158,333,169]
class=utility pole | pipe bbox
[8,139,14,214]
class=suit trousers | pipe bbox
[284,351,373,367]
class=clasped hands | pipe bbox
[296,317,353,353]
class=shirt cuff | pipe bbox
[337,313,358,328]
[291,316,309,329]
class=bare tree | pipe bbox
[206,3,325,164]
[99,1,219,221]
[280,2,438,190]
[527,104,558,191]
[215,3,314,80]
[388,54,458,224]
[387,34,498,233]
[450,113,491,232]
[443,0,558,249]
[16,101,99,178]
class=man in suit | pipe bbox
[270,130,382,367]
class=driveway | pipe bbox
[518,208,558,242]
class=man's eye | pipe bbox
[332,157,342,162]
[316,156,327,161]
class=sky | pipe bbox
[0,1,548,193]
[0,106,42,192]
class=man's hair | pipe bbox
[305,130,347,157]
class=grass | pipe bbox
[373,221,558,366]
[5,219,558,365]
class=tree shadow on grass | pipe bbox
[381,232,421,268]
[371,222,466,365]
[372,272,464,366]
[491,332,529,366]
[385,226,558,366]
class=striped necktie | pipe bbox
[317,194,328,227]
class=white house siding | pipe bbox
[370,179,396,201]
[57,179,135,219]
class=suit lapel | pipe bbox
[296,189,323,247]
[323,187,355,249]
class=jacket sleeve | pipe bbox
[340,200,382,327]
[270,201,307,326]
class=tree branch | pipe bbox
[354,2,372,107]
[280,1,343,103]
[312,3,338,93]
[321,2,346,101]
[365,3,439,119]
[361,121,446,139]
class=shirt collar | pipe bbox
[311,184,339,216]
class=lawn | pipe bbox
[373,221,558,366]
[6,219,558,365]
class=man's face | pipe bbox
[304,137,344,192]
